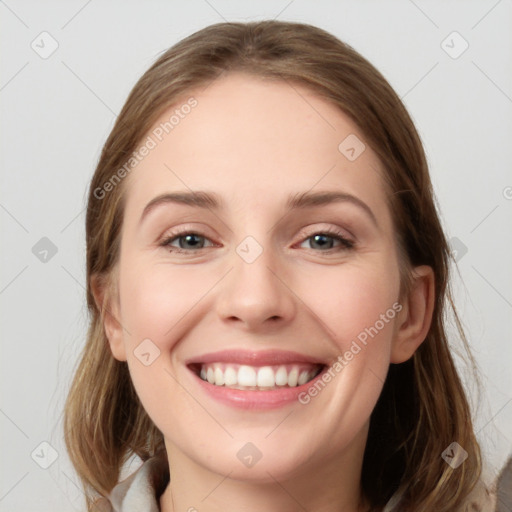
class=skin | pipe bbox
[95,72,434,512]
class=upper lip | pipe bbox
[185,349,327,367]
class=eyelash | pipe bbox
[159,228,355,254]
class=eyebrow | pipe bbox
[140,190,378,227]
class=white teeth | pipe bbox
[214,365,224,386]
[298,370,310,386]
[224,366,237,386]
[275,366,288,386]
[196,363,322,390]
[288,368,298,387]
[238,365,257,387]
[257,366,275,387]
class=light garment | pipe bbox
[95,453,169,512]
[97,452,504,512]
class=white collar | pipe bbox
[108,454,169,512]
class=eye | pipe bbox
[299,230,354,252]
[160,231,215,253]
[159,228,355,255]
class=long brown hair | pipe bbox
[64,20,483,511]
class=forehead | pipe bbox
[123,72,389,223]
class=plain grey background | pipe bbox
[1,1,511,510]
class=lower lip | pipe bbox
[189,366,327,410]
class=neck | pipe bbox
[159,427,369,512]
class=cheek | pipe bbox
[118,260,214,347]
[296,257,400,416]
[299,258,401,351]
[116,259,212,429]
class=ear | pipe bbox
[90,273,127,362]
[391,265,435,364]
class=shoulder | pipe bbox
[467,455,512,511]
[462,478,496,511]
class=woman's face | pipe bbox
[111,72,404,482]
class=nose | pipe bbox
[215,242,297,331]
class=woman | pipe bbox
[64,20,496,511]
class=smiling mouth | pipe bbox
[188,362,324,391]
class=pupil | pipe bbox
[180,234,203,249]
[312,234,333,250]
